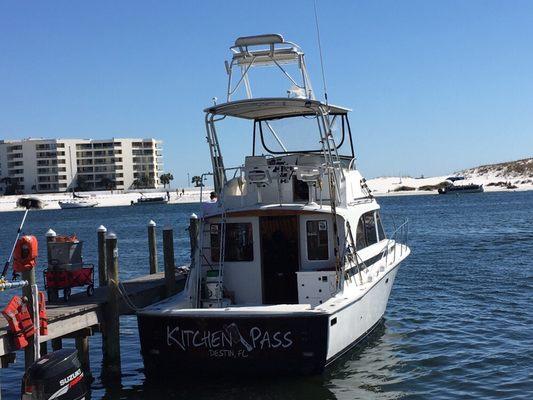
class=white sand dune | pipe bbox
[367,158,533,196]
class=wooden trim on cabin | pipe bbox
[209,208,324,218]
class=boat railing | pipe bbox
[347,157,357,171]
[381,218,409,266]
[220,161,348,191]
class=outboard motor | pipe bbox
[21,349,87,400]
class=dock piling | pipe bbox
[189,213,199,258]
[75,334,91,378]
[148,220,158,274]
[102,233,121,379]
[21,269,36,369]
[97,225,107,286]
[45,229,57,264]
[163,227,177,297]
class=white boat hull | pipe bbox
[325,265,399,362]
[58,201,98,209]
[137,249,408,377]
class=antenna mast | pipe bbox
[314,0,328,104]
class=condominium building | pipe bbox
[0,138,163,194]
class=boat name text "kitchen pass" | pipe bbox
[166,325,293,352]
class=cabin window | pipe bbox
[363,212,378,246]
[293,178,309,202]
[356,211,380,249]
[306,220,329,260]
[356,218,366,250]
[376,212,386,241]
[210,223,254,262]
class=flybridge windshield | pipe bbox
[255,114,353,156]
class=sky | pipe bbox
[1,0,532,187]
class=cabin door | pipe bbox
[260,216,299,304]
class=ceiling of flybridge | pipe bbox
[204,98,351,120]
[225,33,316,102]
[231,34,302,67]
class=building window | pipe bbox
[210,223,253,262]
[306,220,329,260]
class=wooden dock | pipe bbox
[0,271,185,359]
[0,218,195,389]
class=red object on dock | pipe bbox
[13,235,38,273]
[43,266,94,301]
[44,267,93,289]
[38,291,48,335]
[1,296,35,349]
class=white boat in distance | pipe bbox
[137,34,410,377]
[58,199,98,209]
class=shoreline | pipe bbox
[372,186,533,197]
[1,184,531,213]
[0,188,212,213]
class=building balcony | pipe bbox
[6,146,23,153]
[37,170,59,175]
[36,152,60,159]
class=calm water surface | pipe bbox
[0,191,531,399]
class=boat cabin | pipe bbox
[190,34,389,310]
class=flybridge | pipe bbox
[225,33,315,101]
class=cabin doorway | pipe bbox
[260,215,299,304]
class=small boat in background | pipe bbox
[134,194,168,205]
[438,183,484,194]
[58,199,98,209]
[58,189,98,209]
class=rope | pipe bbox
[109,279,142,313]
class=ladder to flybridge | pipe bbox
[318,109,345,289]
[196,184,227,308]
[206,116,226,194]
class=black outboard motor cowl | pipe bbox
[21,349,87,400]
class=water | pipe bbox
[0,192,532,399]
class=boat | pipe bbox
[58,199,98,209]
[137,34,410,377]
[438,183,484,194]
[134,195,168,205]
[58,190,98,209]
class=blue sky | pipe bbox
[1,1,532,187]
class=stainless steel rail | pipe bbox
[382,219,409,266]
